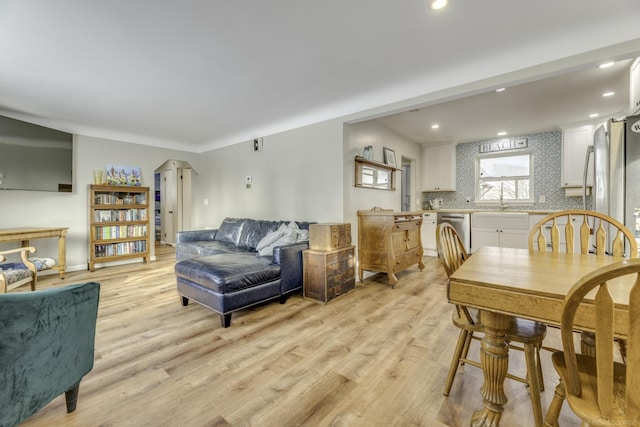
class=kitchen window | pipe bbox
[476,151,533,205]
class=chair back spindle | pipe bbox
[529,210,637,259]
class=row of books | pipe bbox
[94,193,147,205]
[94,225,147,240]
[93,241,147,258]
[94,209,147,223]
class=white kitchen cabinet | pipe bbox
[471,212,529,252]
[471,228,529,252]
[422,144,456,191]
[421,212,437,256]
[561,125,594,188]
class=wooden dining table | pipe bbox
[448,246,632,427]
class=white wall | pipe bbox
[343,120,423,248]
[1,117,419,273]
[0,134,198,271]
[191,119,345,228]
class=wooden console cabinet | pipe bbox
[357,208,424,287]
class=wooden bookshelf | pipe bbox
[88,185,150,271]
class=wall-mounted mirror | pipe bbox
[355,156,396,190]
[0,115,73,192]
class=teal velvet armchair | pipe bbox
[0,282,100,427]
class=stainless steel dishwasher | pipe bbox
[436,212,471,254]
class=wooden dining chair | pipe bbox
[437,222,548,427]
[528,209,637,259]
[529,210,637,360]
[543,258,640,426]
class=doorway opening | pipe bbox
[154,160,196,246]
[401,157,414,212]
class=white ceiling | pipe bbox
[1,1,640,152]
[376,59,633,146]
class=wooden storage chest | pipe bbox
[303,246,355,303]
[308,223,352,251]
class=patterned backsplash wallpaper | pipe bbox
[423,130,589,211]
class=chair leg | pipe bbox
[543,380,565,427]
[460,330,473,365]
[523,343,543,427]
[65,383,80,413]
[443,329,469,396]
[536,343,545,392]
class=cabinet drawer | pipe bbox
[394,249,421,269]
[325,248,354,266]
[327,277,355,299]
[393,219,421,232]
[327,267,355,285]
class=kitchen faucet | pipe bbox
[499,183,507,211]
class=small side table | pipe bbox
[303,245,356,303]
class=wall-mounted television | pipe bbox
[0,115,73,192]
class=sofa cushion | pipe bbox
[177,241,250,261]
[237,219,280,250]
[214,218,246,246]
[175,253,280,294]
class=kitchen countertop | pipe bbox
[421,208,561,214]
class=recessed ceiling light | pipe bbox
[431,124,440,129]
[589,113,600,118]
[429,0,447,10]
[497,131,507,136]
[599,61,615,69]
[603,91,615,97]
[495,87,506,93]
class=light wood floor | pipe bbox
[19,245,581,427]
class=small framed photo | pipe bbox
[383,147,396,167]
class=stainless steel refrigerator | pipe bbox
[585,114,640,251]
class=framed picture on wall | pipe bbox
[106,165,142,186]
[383,147,396,168]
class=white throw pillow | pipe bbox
[256,229,284,252]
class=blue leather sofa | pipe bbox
[175,217,311,327]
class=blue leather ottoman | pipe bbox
[175,253,283,327]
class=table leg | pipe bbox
[471,310,510,427]
[57,232,66,279]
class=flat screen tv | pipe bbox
[0,115,73,192]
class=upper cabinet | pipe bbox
[561,125,593,188]
[422,144,456,192]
